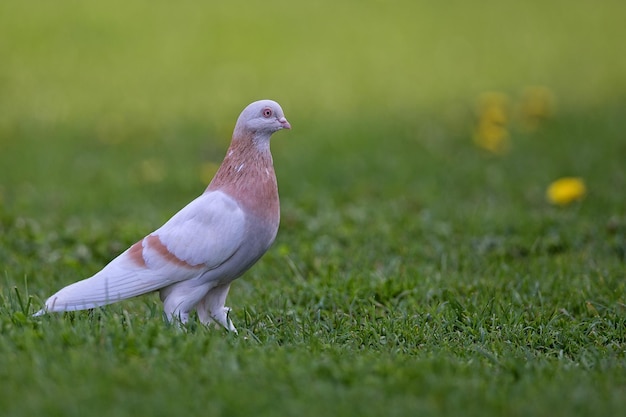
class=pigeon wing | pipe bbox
[40,191,246,313]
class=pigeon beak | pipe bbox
[279,117,291,130]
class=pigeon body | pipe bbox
[35,99,291,332]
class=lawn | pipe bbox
[1,1,625,416]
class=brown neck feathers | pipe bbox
[206,134,279,223]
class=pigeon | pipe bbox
[35,99,291,332]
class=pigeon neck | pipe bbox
[205,131,279,222]
[233,125,272,149]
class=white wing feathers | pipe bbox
[38,191,246,313]
[152,190,245,267]
[40,252,179,312]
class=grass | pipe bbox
[1,1,625,416]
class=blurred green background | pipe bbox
[2,0,625,127]
[1,0,624,216]
[1,1,625,416]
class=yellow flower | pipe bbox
[546,177,586,206]
[473,122,510,154]
[473,92,511,155]
[477,92,510,122]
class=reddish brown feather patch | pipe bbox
[207,132,280,229]
[145,235,203,269]
[128,240,147,267]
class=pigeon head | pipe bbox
[234,100,291,139]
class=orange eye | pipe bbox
[262,108,273,118]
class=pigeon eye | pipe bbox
[262,108,273,118]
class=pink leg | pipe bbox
[196,283,237,333]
